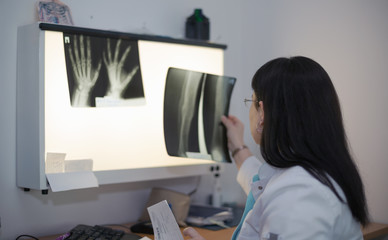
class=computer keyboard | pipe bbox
[64,224,142,240]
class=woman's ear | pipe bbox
[258,101,264,125]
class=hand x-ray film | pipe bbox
[63,33,145,107]
[163,68,236,163]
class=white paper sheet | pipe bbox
[65,159,93,172]
[147,200,184,240]
[46,171,99,192]
[46,152,66,173]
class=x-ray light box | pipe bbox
[16,23,232,191]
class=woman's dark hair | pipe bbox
[251,56,369,225]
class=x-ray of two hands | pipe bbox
[68,35,139,107]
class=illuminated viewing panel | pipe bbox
[43,29,230,172]
[17,23,231,190]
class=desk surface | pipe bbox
[363,222,388,240]
[37,225,234,240]
[140,223,388,240]
[38,222,388,240]
[138,226,235,240]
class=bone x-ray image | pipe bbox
[163,68,236,163]
[63,33,144,107]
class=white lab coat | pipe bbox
[235,156,363,240]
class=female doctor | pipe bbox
[183,56,369,239]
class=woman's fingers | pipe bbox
[182,227,206,240]
[221,115,232,128]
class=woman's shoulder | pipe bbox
[265,165,345,209]
[250,165,362,239]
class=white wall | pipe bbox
[239,0,388,224]
[1,0,387,239]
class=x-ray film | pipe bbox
[63,33,145,107]
[163,68,236,163]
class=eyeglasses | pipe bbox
[244,98,260,108]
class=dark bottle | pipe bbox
[185,9,210,41]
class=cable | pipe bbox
[15,235,39,240]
